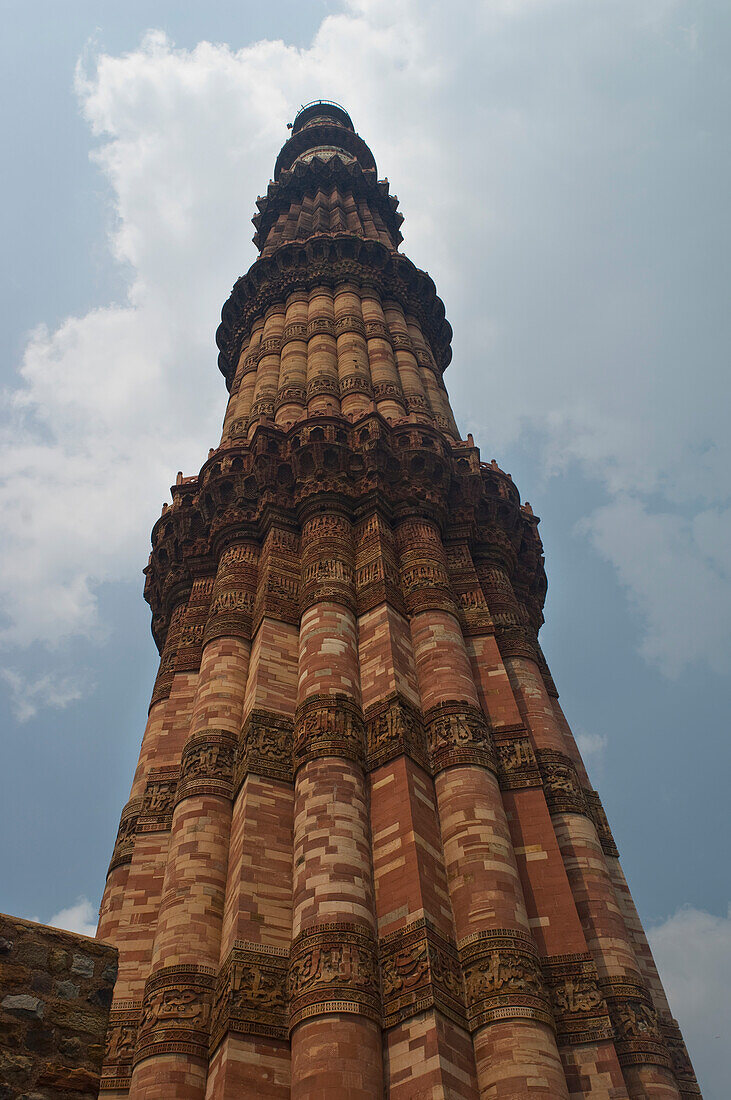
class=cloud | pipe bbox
[649,904,731,1099]
[47,896,98,938]
[0,668,91,722]
[0,0,728,683]
[574,731,607,774]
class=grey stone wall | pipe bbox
[0,912,117,1099]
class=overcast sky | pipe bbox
[0,1,728,1094]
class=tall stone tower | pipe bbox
[98,103,699,1099]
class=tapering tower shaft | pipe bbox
[98,102,699,1100]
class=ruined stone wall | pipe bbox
[0,914,117,1099]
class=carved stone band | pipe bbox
[536,749,587,816]
[459,928,553,1032]
[177,729,238,803]
[380,918,466,1030]
[493,727,541,791]
[99,1002,141,1090]
[425,701,496,775]
[364,692,428,772]
[210,941,289,1051]
[600,975,671,1070]
[107,798,142,873]
[235,709,294,790]
[137,767,179,833]
[584,788,620,857]
[541,952,613,1047]
[293,694,366,771]
[287,923,380,1029]
[135,964,216,1065]
[660,1017,701,1095]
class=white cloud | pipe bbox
[47,896,98,938]
[575,730,607,774]
[649,904,731,1100]
[0,668,91,722]
[0,0,728,683]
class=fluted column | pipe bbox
[306,288,340,416]
[334,284,373,418]
[383,300,431,419]
[356,511,480,1098]
[289,509,382,1100]
[207,531,298,1099]
[396,518,569,1099]
[497,621,681,1097]
[361,292,407,421]
[99,593,200,1096]
[463,548,628,1097]
[129,550,255,1099]
[248,306,284,434]
[275,292,308,427]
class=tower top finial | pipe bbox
[274,100,374,180]
[291,100,354,135]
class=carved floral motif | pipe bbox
[235,709,294,788]
[380,919,466,1029]
[210,942,289,1048]
[135,965,216,1064]
[536,749,587,816]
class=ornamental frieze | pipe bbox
[583,788,620,857]
[107,798,142,873]
[135,964,216,1065]
[493,730,542,791]
[287,923,380,1029]
[600,976,670,1070]
[372,381,406,405]
[459,928,553,1032]
[364,693,428,772]
[334,313,367,337]
[379,918,466,1030]
[210,941,289,1050]
[274,385,307,411]
[339,373,374,396]
[536,749,588,816]
[293,694,366,770]
[235,709,294,789]
[137,767,179,832]
[425,701,496,775]
[281,321,308,345]
[307,316,336,338]
[541,953,613,1047]
[661,1018,701,1094]
[99,1002,141,1091]
[177,729,238,802]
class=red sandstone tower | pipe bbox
[97,102,700,1099]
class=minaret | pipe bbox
[98,102,700,1099]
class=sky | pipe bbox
[0,0,728,1093]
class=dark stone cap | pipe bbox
[274,100,377,180]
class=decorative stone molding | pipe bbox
[235,709,294,790]
[459,928,553,1032]
[137,767,179,833]
[425,700,496,775]
[100,1002,141,1091]
[210,941,289,1050]
[287,923,380,1029]
[176,729,238,803]
[135,964,216,1065]
[584,788,620,857]
[493,727,542,790]
[107,798,143,873]
[364,692,428,772]
[600,975,671,1070]
[541,953,613,1047]
[536,749,588,816]
[661,1017,702,1095]
[293,694,366,771]
[380,918,466,1030]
